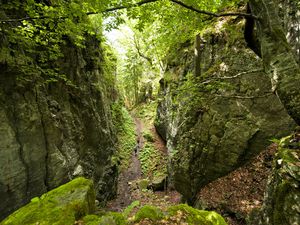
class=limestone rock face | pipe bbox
[0,177,96,225]
[155,20,296,203]
[248,135,300,225]
[0,37,118,219]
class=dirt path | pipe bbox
[106,114,180,212]
[106,116,144,212]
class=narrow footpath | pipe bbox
[106,113,180,213]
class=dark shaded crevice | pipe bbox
[244,3,262,57]
[34,87,50,191]
[237,129,260,167]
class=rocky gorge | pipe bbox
[0,0,299,224]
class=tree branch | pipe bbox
[215,92,273,99]
[200,69,264,85]
[0,0,258,23]
[133,35,153,66]
[103,0,158,13]
[170,0,258,19]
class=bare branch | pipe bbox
[200,69,265,84]
[170,0,258,19]
[214,92,273,99]
[217,69,264,79]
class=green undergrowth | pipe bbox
[139,142,167,180]
[84,204,227,225]
[1,178,228,225]
[112,102,137,170]
[133,102,168,183]
[134,101,157,127]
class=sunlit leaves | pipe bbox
[0,0,109,80]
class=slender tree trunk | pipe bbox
[249,0,300,125]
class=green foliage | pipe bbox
[112,105,137,170]
[143,131,154,142]
[2,179,228,225]
[83,215,103,225]
[138,142,167,180]
[134,205,164,222]
[0,0,106,82]
[123,200,140,217]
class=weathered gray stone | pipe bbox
[0,37,118,219]
[155,19,296,203]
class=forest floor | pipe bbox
[106,102,180,215]
[106,102,276,225]
[197,144,276,225]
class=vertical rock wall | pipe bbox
[248,135,300,225]
[155,18,296,203]
[0,37,118,219]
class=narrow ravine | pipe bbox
[106,116,143,211]
[107,110,180,213]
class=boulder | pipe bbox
[155,18,296,203]
[0,177,95,225]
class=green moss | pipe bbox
[83,215,102,225]
[168,204,227,225]
[1,177,95,225]
[107,212,127,225]
[113,106,137,170]
[134,205,164,222]
[123,201,140,217]
[83,212,126,225]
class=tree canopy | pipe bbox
[1,0,300,124]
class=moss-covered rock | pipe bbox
[167,204,227,225]
[0,31,118,219]
[247,134,300,225]
[0,177,95,225]
[134,205,164,222]
[2,184,227,225]
[155,16,296,203]
[133,204,227,224]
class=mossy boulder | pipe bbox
[0,177,96,225]
[167,204,227,225]
[155,16,296,203]
[248,135,300,225]
[134,205,164,222]
[133,204,227,224]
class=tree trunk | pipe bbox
[249,0,300,125]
